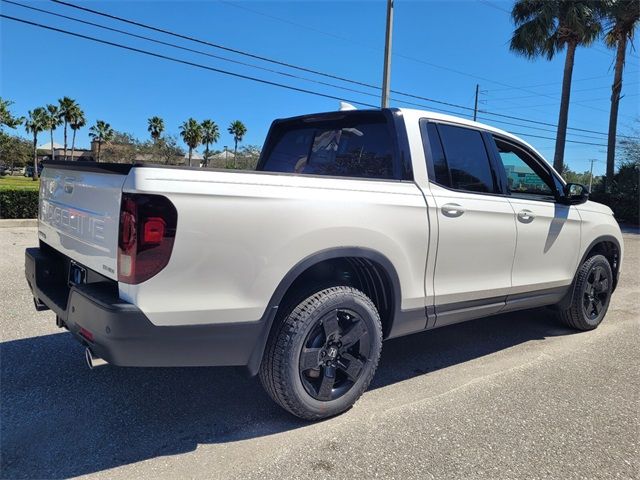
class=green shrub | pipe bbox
[590,161,639,225]
[0,189,39,219]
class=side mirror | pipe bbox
[562,183,589,205]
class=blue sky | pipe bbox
[1,0,638,174]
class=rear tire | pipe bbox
[259,286,382,420]
[559,254,613,331]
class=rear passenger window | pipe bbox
[434,124,497,194]
[259,115,395,180]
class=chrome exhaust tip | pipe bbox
[85,348,108,369]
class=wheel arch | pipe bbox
[556,235,622,311]
[247,247,402,376]
[580,235,621,291]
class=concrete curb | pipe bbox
[0,219,37,228]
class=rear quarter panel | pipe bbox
[120,168,428,327]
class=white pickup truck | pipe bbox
[26,108,623,420]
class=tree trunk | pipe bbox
[233,140,238,169]
[188,147,193,167]
[50,129,56,162]
[553,41,577,175]
[32,134,39,181]
[71,129,76,162]
[606,33,627,192]
[63,120,68,161]
[205,143,209,167]
[9,153,15,177]
[97,140,102,162]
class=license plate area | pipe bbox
[68,261,87,286]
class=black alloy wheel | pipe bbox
[558,254,613,331]
[259,286,383,420]
[298,308,371,401]
[582,264,610,321]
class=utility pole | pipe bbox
[381,0,394,108]
[473,83,480,121]
[589,158,595,191]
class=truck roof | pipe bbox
[395,107,551,168]
[276,107,549,166]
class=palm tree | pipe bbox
[58,96,79,160]
[599,0,640,190]
[227,120,247,169]
[89,120,114,162]
[200,119,220,167]
[0,97,24,131]
[24,107,48,180]
[69,107,86,162]
[148,116,165,144]
[45,104,63,161]
[179,118,203,167]
[510,1,601,173]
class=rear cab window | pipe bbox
[258,111,399,180]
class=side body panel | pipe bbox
[428,184,517,304]
[120,168,429,327]
[507,199,582,293]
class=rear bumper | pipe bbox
[25,246,269,369]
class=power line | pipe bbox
[3,0,389,100]
[487,82,640,101]
[2,4,512,117]
[1,1,476,119]
[475,116,613,140]
[507,131,607,147]
[44,0,636,138]
[0,14,381,109]
[486,74,616,92]
[220,0,635,112]
[51,0,626,118]
[48,0,380,91]
[485,94,639,109]
[477,0,511,14]
[0,13,617,149]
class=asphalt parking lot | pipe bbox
[1,226,638,480]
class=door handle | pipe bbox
[517,209,535,223]
[441,203,465,218]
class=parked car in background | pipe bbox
[23,165,43,178]
[25,108,623,420]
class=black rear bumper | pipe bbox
[25,246,269,370]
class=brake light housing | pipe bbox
[118,193,177,284]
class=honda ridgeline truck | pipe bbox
[25,108,623,419]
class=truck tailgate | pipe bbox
[38,165,127,280]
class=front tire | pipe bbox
[259,286,383,420]
[559,254,613,331]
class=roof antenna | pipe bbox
[339,102,357,111]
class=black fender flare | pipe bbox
[246,247,402,375]
[556,235,622,310]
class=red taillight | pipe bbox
[142,217,165,245]
[118,194,177,284]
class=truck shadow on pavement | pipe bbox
[1,307,575,479]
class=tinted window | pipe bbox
[260,116,395,180]
[420,121,450,186]
[437,124,496,193]
[494,137,555,200]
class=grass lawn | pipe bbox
[0,176,40,191]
